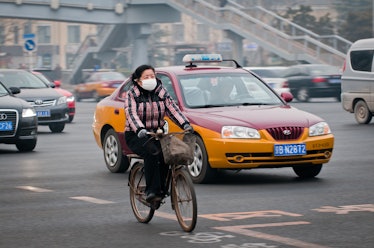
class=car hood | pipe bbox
[0,94,33,109]
[16,88,62,100]
[54,88,72,97]
[185,105,323,132]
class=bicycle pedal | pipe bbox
[151,201,161,210]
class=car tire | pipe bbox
[68,115,74,123]
[103,129,129,173]
[187,135,216,184]
[296,87,310,102]
[354,100,372,124]
[15,139,37,152]
[49,123,65,133]
[293,164,322,178]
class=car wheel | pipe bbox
[354,100,372,124]
[103,129,129,173]
[293,164,322,178]
[15,139,37,152]
[68,115,74,123]
[49,123,65,133]
[296,87,310,102]
[187,136,216,184]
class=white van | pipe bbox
[341,38,374,124]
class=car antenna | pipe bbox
[223,59,242,68]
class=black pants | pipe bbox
[125,131,168,195]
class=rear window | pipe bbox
[350,50,374,72]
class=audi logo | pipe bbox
[34,99,43,105]
[0,113,7,120]
[283,129,291,135]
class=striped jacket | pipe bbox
[124,79,189,134]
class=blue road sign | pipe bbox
[23,33,36,39]
[24,39,37,52]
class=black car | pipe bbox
[0,69,69,132]
[0,82,38,152]
[282,64,341,102]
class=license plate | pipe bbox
[329,79,341,84]
[274,143,306,156]
[0,121,13,131]
[37,110,51,117]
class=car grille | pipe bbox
[266,126,304,140]
[226,148,333,165]
[0,109,18,137]
[28,99,56,107]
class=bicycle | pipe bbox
[128,130,198,232]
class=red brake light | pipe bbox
[312,77,327,83]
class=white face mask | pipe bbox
[140,78,157,91]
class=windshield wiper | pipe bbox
[240,102,272,106]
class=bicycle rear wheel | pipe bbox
[172,168,197,232]
[129,162,155,223]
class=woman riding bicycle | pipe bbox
[124,64,193,203]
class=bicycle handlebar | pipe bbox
[146,129,191,139]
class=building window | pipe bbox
[13,26,19,44]
[173,23,184,43]
[196,23,209,42]
[37,25,51,44]
[68,25,80,44]
[23,21,32,35]
[0,25,4,45]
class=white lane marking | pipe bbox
[70,196,115,204]
[215,222,329,248]
[16,186,53,192]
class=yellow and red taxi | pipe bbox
[92,54,334,183]
[74,71,125,102]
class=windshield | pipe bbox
[90,72,126,81]
[178,73,284,108]
[0,71,49,89]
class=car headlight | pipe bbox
[309,122,331,136]
[22,108,36,118]
[222,126,260,139]
[66,95,75,102]
[57,96,67,105]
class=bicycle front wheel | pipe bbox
[129,162,155,223]
[172,168,197,232]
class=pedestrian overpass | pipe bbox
[0,0,351,84]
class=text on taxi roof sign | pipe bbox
[183,54,222,63]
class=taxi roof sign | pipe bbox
[183,54,222,63]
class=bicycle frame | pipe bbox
[128,130,197,232]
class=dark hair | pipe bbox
[131,64,155,81]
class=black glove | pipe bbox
[183,124,194,133]
[137,129,147,138]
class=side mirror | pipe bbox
[9,87,21,95]
[281,92,293,102]
[54,80,61,88]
